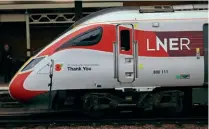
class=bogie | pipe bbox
[51,86,204,118]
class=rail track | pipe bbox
[0,116,208,127]
[0,89,207,128]
[0,109,207,128]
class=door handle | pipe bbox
[134,40,138,78]
[113,42,118,79]
[132,39,136,81]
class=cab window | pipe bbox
[21,56,45,72]
[56,27,103,51]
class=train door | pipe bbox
[113,23,138,84]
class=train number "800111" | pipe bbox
[153,70,168,75]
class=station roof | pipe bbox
[0,1,123,10]
[0,1,207,14]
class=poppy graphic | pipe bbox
[55,64,63,71]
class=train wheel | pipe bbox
[138,90,185,117]
[51,91,66,110]
[83,93,104,118]
[153,90,184,117]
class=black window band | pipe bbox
[56,27,103,52]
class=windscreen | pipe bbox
[21,57,45,72]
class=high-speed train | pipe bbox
[9,4,208,116]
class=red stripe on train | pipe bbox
[37,24,203,57]
[9,72,46,102]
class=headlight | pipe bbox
[21,57,45,72]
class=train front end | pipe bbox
[8,56,49,103]
[7,23,105,104]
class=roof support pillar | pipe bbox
[25,12,31,57]
[75,1,83,21]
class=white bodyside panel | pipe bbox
[137,19,207,31]
[81,10,207,26]
[24,49,204,91]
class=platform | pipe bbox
[0,76,9,91]
[0,84,8,91]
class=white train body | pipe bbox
[8,5,208,114]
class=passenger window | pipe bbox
[120,30,130,51]
[56,27,103,51]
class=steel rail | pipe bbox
[0,112,207,127]
[0,106,207,127]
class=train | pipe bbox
[8,4,208,117]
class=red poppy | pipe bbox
[55,64,62,71]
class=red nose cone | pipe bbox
[9,71,32,102]
[9,71,45,102]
